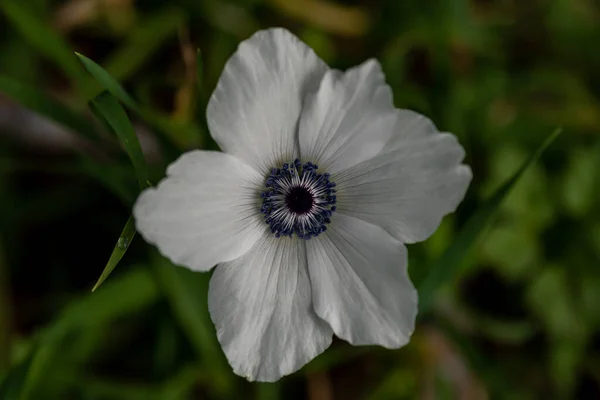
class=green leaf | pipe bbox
[90,91,150,190]
[75,53,139,110]
[0,0,88,91]
[20,267,160,400]
[76,52,201,152]
[151,255,234,397]
[92,215,136,292]
[0,75,98,142]
[417,127,562,314]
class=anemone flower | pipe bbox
[133,28,472,382]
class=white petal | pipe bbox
[306,213,417,348]
[298,59,397,173]
[334,110,472,243]
[207,28,328,172]
[209,236,332,382]
[133,151,265,272]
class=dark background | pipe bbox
[1,0,599,399]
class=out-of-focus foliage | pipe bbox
[0,0,598,399]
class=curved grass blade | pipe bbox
[90,91,149,190]
[75,53,139,110]
[0,75,98,142]
[418,127,562,314]
[0,0,88,92]
[76,53,201,152]
[91,215,136,292]
[88,91,150,290]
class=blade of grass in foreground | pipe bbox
[0,0,88,92]
[75,53,139,111]
[90,91,150,190]
[88,90,150,290]
[417,127,562,314]
[76,52,202,151]
[91,215,136,292]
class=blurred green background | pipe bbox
[0,0,599,399]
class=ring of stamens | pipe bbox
[260,159,337,239]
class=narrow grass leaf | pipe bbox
[76,53,200,153]
[90,91,149,189]
[418,127,562,314]
[20,268,159,400]
[75,53,138,110]
[0,75,98,142]
[92,215,136,292]
[0,0,88,91]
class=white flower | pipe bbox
[133,28,471,382]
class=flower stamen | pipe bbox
[260,159,337,239]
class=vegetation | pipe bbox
[0,0,598,399]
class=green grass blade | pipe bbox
[75,53,139,110]
[0,0,88,91]
[91,215,136,292]
[417,127,562,314]
[90,91,149,190]
[0,75,98,142]
[76,52,200,153]
[20,267,160,400]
